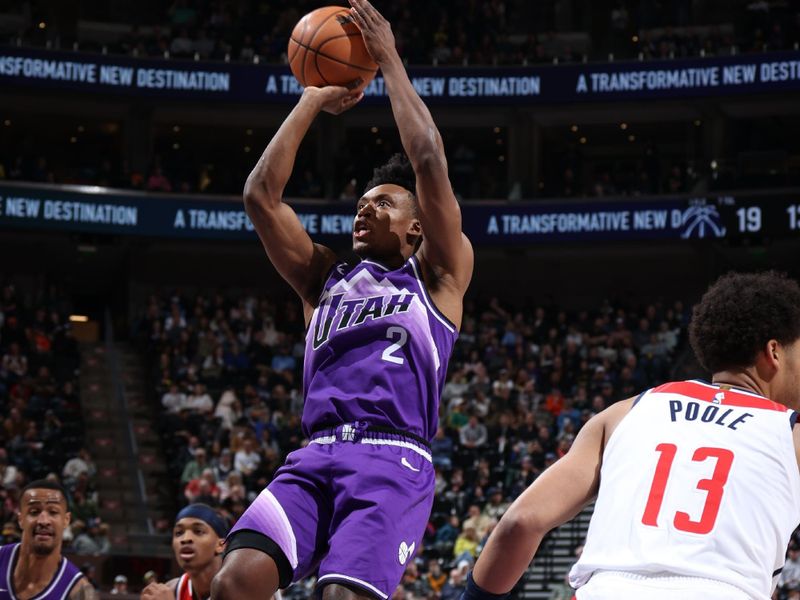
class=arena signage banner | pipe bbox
[0,47,798,104]
[1,183,799,245]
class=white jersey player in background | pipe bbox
[461,271,800,600]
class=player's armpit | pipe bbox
[68,578,98,600]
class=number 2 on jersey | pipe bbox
[382,326,408,365]
[641,443,734,534]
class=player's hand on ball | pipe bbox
[140,582,174,600]
[348,0,396,64]
[304,86,364,115]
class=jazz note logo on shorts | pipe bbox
[398,541,416,565]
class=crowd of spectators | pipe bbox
[137,287,691,597]
[1,136,719,203]
[2,0,798,66]
[0,281,112,556]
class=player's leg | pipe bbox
[212,547,280,599]
[213,445,332,598]
[316,439,435,599]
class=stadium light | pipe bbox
[69,315,89,323]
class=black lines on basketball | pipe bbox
[288,6,379,93]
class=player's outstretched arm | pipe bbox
[468,399,633,597]
[349,0,473,295]
[244,87,363,309]
[68,577,99,600]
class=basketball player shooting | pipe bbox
[463,271,800,600]
[211,0,473,599]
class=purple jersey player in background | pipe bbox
[1,480,97,600]
[210,1,473,599]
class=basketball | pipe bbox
[288,5,378,93]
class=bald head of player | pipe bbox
[689,270,800,409]
[353,153,422,264]
[17,479,71,557]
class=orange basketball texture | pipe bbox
[288,6,379,93]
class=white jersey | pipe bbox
[570,380,800,600]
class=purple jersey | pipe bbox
[0,543,83,600]
[303,256,457,441]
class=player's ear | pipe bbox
[756,339,781,379]
[216,538,226,556]
[766,339,781,368]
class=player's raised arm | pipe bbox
[244,87,362,310]
[465,399,634,598]
[349,0,473,295]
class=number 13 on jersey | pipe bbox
[641,443,735,534]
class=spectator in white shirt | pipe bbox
[62,448,96,486]
[162,383,188,413]
[234,439,261,477]
[186,383,213,414]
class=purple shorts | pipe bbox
[229,423,435,599]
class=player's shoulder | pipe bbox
[591,396,638,447]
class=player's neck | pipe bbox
[711,370,769,399]
[358,249,413,270]
[187,558,220,600]
[14,546,62,595]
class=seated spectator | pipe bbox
[234,438,261,479]
[462,504,493,540]
[431,426,454,470]
[184,468,220,505]
[483,487,510,521]
[425,558,447,596]
[0,449,19,488]
[69,489,99,524]
[181,447,208,485]
[453,527,480,562]
[62,448,96,488]
[459,415,488,449]
[214,388,241,429]
[186,383,214,414]
[162,383,188,413]
[211,448,235,482]
[71,518,110,555]
[110,574,128,595]
[146,166,172,192]
[440,567,467,600]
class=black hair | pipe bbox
[365,153,417,211]
[689,271,800,373]
[21,479,68,506]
